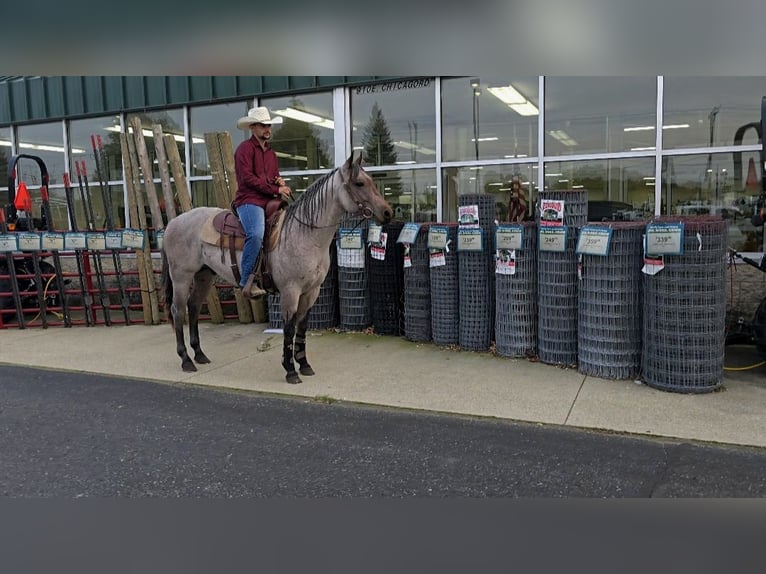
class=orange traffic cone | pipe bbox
[14,181,32,212]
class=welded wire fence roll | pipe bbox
[268,292,282,329]
[404,223,431,342]
[536,190,588,366]
[495,221,538,358]
[337,214,370,332]
[458,194,496,351]
[578,222,644,379]
[368,221,405,335]
[430,223,460,346]
[642,216,728,393]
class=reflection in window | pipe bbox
[0,126,10,205]
[442,76,538,162]
[663,78,766,150]
[351,80,436,167]
[190,101,249,177]
[442,164,537,223]
[125,109,184,180]
[261,93,334,171]
[545,77,657,156]
[369,169,436,223]
[663,152,762,251]
[544,158,655,223]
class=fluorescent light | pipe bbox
[19,142,86,154]
[630,146,656,151]
[394,141,436,155]
[103,125,204,144]
[509,102,539,116]
[663,123,689,129]
[395,160,416,165]
[623,123,689,132]
[572,185,584,189]
[549,130,578,146]
[643,176,656,180]
[504,154,528,158]
[274,107,335,130]
[275,151,308,162]
[471,137,499,142]
[488,86,526,105]
[0,139,11,147]
[545,173,563,177]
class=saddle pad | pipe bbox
[200,210,286,252]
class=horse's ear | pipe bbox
[355,154,363,166]
[344,153,355,171]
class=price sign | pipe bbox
[0,234,18,252]
[397,222,421,244]
[339,228,363,249]
[576,226,612,256]
[645,222,684,255]
[496,224,523,250]
[18,232,42,251]
[122,229,146,249]
[427,226,449,250]
[539,226,568,252]
[457,227,483,251]
[41,232,65,251]
[154,230,165,251]
[367,222,382,244]
[105,231,123,249]
[64,232,87,250]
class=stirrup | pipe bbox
[242,273,267,299]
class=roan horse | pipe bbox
[161,154,393,383]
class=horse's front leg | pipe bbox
[282,314,301,384]
[294,311,314,376]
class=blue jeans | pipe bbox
[236,203,265,289]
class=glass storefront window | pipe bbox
[663,152,762,251]
[190,101,249,177]
[261,92,335,171]
[125,109,184,180]
[69,115,123,181]
[442,76,538,162]
[545,77,657,156]
[351,79,436,167]
[0,126,10,207]
[543,158,656,222]
[442,164,537,222]
[369,169,437,222]
[663,78,766,150]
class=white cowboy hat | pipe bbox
[236,106,283,130]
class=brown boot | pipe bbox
[242,273,267,299]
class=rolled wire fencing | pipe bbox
[337,214,370,331]
[495,221,538,358]
[537,190,587,366]
[368,221,405,335]
[641,216,728,393]
[403,223,431,342]
[458,194,496,351]
[430,223,460,346]
[577,222,644,379]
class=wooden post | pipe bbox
[152,124,177,221]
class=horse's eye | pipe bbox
[355,181,365,187]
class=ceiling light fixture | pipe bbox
[488,85,539,116]
[274,107,335,130]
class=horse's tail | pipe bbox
[160,249,173,325]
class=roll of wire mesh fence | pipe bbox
[495,221,538,358]
[458,194,497,351]
[403,223,431,342]
[368,221,405,335]
[536,190,588,366]
[577,221,644,379]
[430,223,460,346]
[641,216,728,393]
[337,213,370,331]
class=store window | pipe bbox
[125,109,184,180]
[189,101,249,177]
[545,77,657,156]
[442,164,537,223]
[442,76,538,162]
[350,79,436,167]
[663,78,766,150]
[0,126,10,206]
[543,158,656,222]
[370,169,437,223]
[261,92,335,171]
[662,152,762,251]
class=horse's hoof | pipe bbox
[299,365,315,376]
[195,353,211,364]
[286,372,303,384]
[182,360,197,372]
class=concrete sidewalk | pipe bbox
[1,322,765,449]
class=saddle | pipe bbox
[201,198,288,292]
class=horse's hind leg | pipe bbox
[188,268,215,365]
[170,273,196,372]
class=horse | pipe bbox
[160,154,393,383]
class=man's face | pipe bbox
[250,122,272,141]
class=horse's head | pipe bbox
[340,154,393,224]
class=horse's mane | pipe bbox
[280,163,360,238]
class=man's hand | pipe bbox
[278,185,292,198]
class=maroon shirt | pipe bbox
[232,136,281,209]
